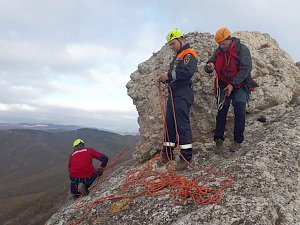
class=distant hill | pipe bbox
[0,128,140,225]
[0,123,139,135]
[0,123,82,131]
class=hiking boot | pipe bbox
[229,142,241,152]
[72,194,81,200]
[214,139,224,154]
[176,160,189,170]
[160,153,174,165]
[79,183,88,196]
[160,153,169,164]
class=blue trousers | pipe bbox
[214,87,249,143]
[165,86,194,161]
[70,174,98,196]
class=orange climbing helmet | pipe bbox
[215,27,231,43]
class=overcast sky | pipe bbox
[0,0,299,133]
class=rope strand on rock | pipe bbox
[66,81,233,225]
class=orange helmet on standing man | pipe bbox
[215,27,231,43]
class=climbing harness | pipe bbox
[214,73,227,111]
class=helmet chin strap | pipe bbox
[177,38,183,50]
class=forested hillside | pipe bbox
[0,128,139,225]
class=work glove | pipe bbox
[206,62,215,72]
[97,167,104,177]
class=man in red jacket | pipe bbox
[204,27,258,153]
[68,139,108,199]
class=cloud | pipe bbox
[0,103,138,133]
[0,0,299,133]
[0,103,35,111]
[156,0,300,60]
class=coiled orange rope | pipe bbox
[66,81,233,225]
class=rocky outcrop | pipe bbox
[46,105,300,225]
[127,31,300,162]
[46,32,300,225]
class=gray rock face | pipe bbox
[46,106,300,225]
[46,32,300,225]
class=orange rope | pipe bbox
[67,81,233,225]
[68,154,232,224]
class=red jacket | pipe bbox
[215,41,239,85]
[205,37,258,92]
[68,148,105,178]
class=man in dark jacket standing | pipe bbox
[204,27,257,153]
[69,139,108,199]
[157,28,198,170]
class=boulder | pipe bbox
[127,31,300,162]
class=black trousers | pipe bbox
[164,86,194,161]
[214,87,248,143]
[70,173,98,196]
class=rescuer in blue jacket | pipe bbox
[157,28,198,170]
